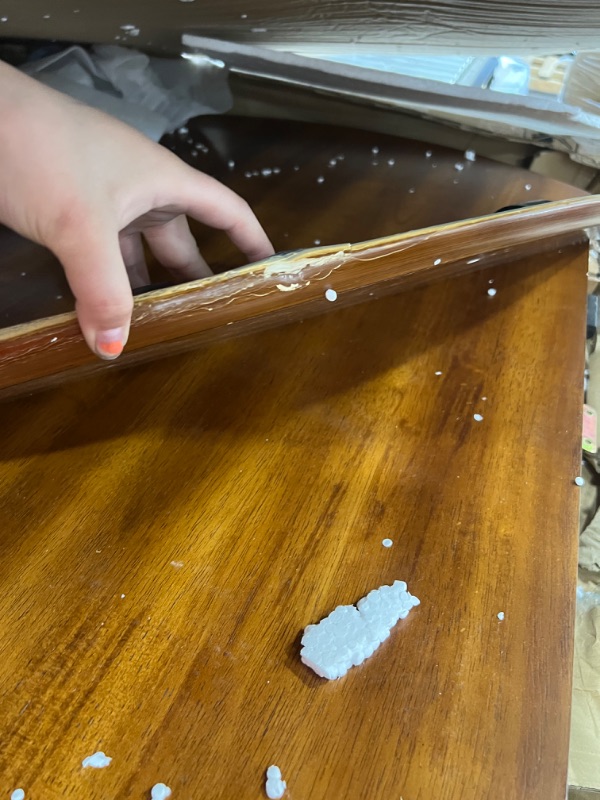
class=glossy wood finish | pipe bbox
[0,247,585,800]
[0,118,587,799]
[0,117,589,397]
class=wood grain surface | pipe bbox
[0,117,587,799]
[0,117,590,396]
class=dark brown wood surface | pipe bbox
[0,117,591,396]
[0,118,586,800]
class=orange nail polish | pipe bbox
[96,328,126,359]
[98,340,123,357]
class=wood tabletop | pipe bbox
[0,118,587,799]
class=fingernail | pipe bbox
[96,328,126,360]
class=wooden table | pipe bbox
[0,118,586,799]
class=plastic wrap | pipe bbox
[20,45,232,141]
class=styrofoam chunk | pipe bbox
[265,765,286,798]
[82,751,112,769]
[151,784,172,800]
[301,581,420,679]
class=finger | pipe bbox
[120,230,150,288]
[142,214,212,281]
[52,221,133,360]
[174,168,275,263]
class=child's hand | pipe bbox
[0,62,274,359]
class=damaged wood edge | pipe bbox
[0,196,598,396]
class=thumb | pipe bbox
[53,224,134,360]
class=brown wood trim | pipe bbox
[0,195,596,395]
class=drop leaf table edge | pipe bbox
[0,116,588,800]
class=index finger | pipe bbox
[175,167,275,263]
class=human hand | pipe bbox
[0,61,274,359]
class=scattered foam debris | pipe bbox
[473,414,483,422]
[11,790,25,800]
[227,160,235,169]
[454,163,464,171]
[487,288,497,297]
[464,149,477,161]
[371,146,380,155]
[525,183,532,191]
[261,168,272,177]
[382,539,393,548]
[425,150,432,158]
[178,126,189,135]
[301,580,420,680]
[434,258,442,266]
[314,239,321,245]
[387,158,395,166]
[497,612,505,621]
[325,289,337,302]
[408,188,415,193]
[121,594,126,599]
[82,752,112,769]
[317,176,325,184]
[575,476,585,486]
[265,765,286,799]
[151,783,172,800]
[435,371,443,376]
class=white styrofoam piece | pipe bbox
[301,580,420,680]
[151,783,172,799]
[265,765,286,799]
[81,751,112,769]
